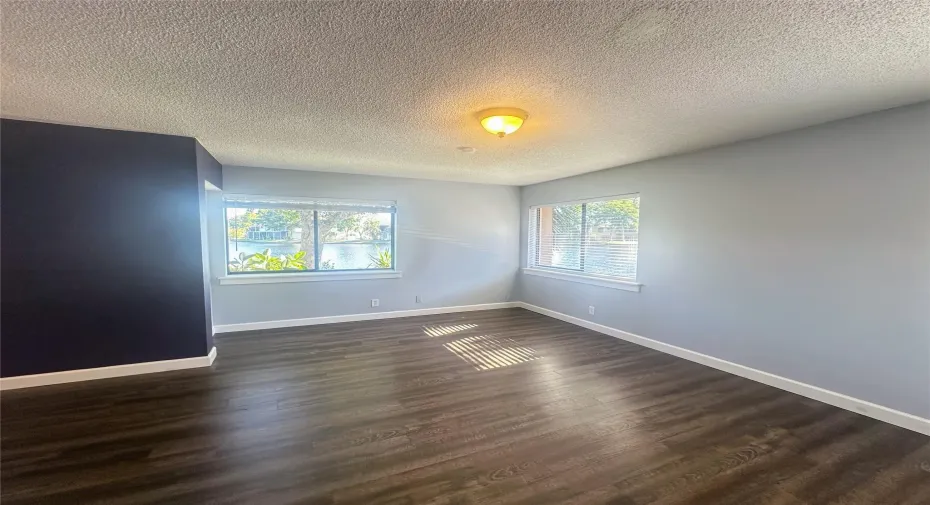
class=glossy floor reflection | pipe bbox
[422,323,478,337]
[443,334,541,370]
[2,308,927,504]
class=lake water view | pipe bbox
[227,240,389,270]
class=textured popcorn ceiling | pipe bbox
[2,1,929,185]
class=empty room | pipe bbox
[1,1,928,503]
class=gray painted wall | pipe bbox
[196,141,223,351]
[518,102,930,418]
[209,167,520,325]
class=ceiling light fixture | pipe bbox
[478,107,528,138]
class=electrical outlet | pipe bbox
[371,299,380,308]
[415,295,422,303]
[588,306,595,315]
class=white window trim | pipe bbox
[218,270,402,285]
[522,268,641,292]
[527,193,640,289]
[530,192,640,207]
[224,193,396,210]
[222,194,398,280]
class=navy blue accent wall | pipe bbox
[1,119,216,377]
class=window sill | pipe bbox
[218,270,402,285]
[522,268,641,292]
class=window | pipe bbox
[528,194,639,282]
[224,195,395,275]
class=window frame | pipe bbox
[219,194,400,284]
[525,193,641,292]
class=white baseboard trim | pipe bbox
[0,347,218,391]
[517,302,930,436]
[212,302,520,333]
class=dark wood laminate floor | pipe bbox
[2,308,928,504]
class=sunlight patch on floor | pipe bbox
[443,335,541,370]
[423,323,478,337]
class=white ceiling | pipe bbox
[2,1,929,185]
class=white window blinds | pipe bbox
[528,195,639,280]
[224,194,395,213]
